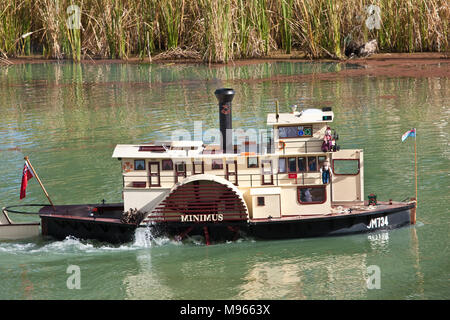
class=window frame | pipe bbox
[287,157,297,173]
[280,156,318,173]
[225,160,238,186]
[297,185,327,205]
[278,125,313,139]
[297,157,307,173]
[174,161,187,183]
[211,159,224,170]
[192,160,204,175]
[257,197,265,206]
[307,156,319,172]
[134,159,146,171]
[148,161,161,187]
[278,158,287,173]
[247,157,259,168]
[332,159,360,176]
[161,159,174,171]
[261,160,274,185]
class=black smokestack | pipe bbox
[214,88,235,153]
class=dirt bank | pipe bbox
[4,52,449,81]
[226,52,449,82]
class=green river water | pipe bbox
[0,61,448,300]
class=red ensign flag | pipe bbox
[20,162,34,199]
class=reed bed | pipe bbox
[0,0,448,62]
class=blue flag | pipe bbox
[402,128,416,142]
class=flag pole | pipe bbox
[24,156,56,210]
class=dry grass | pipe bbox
[152,47,201,60]
[0,0,448,62]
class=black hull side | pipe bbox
[148,221,249,243]
[147,204,415,242]
[41,216,137,244]
[249,205,414,240]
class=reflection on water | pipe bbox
[0,62,448,299]
[120,226,424,300]
[237,254,368,300]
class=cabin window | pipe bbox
[278,158,286,173]
[282,156,318,173]
[211,159,223,170]
[193,161,204,174]
[287,157,297,173]
[257,197,265,206]
[278,125,313,138]
[261,160,273,174]
[175,162,186,173]
[247,157,259,168]
[297,157,306,172]
[174,162,187,182]
[307,157,318,172]
[318,156,327,169]
[134,160,145,171]
[332,159,360,175]
[298,186,326,204]
[261,160,274,185]
[162,159,173,171]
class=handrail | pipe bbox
[122,172,323,189]
[3,204,50,215]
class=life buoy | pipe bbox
[122,161,134,172]
[221,105,231,115]
[278,140,286,150]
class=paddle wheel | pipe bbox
[144,177,249,243]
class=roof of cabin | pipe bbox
[267,108,334,126]
[112,141,204,158]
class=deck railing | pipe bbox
[123,172,323,189]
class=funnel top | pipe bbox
[214,88,235,104]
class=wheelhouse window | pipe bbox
[298,186,326,204]
[280,156,322,173]
[278,158,286,173]
[297,157,306,172]
[307,157,318,172]
[211,159,223,170]
[162,159,173,171]
[287,157,297,173]
[278,125,313,138]
[134,160,145,171]
[318,156,327,169]
[247,157,259,168]
[332,159,360,175]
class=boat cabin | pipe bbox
[112,90,364,225]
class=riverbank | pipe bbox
[4,52,449,80]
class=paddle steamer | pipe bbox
[3,88,416,244]
[111,88,416,243]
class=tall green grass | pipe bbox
[0,0,448,62]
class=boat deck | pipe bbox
[38,203,126,224]
[248,201,414,223]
